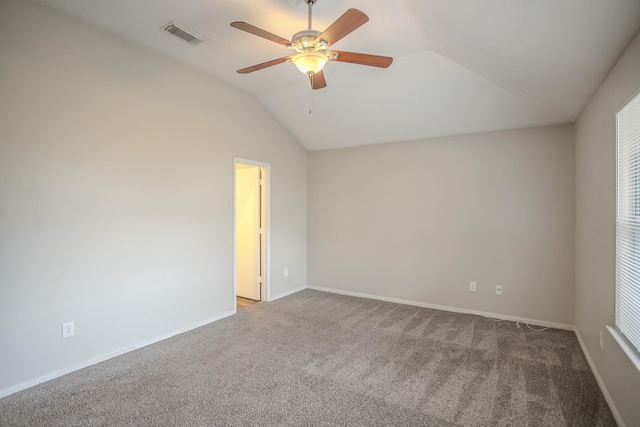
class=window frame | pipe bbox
[613,89,640,373]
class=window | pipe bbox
[615,91,640,362]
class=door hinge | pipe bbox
[258,227,263,234]
[258,276,262,283]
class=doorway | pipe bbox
[234,159,269,310]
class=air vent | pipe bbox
[161,21,205,45]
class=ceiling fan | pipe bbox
[230,0,393,90]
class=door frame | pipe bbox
[233,157,271,310]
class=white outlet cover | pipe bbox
[62,321,75,338]
[496,286,503,295]
[469,282,477,292]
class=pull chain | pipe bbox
[305,0,317,114]
[309,73,314,114]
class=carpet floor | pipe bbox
[0,289,615,426]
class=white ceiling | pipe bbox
[38,0,640,151]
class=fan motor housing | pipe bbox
[292,30,327,52]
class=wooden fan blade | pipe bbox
[329,51,393,68]
[237,57,292,74]
[230,22,291,47]
[315,9,368,46]
[309,70,327,90]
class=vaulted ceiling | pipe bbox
[37,0,640,151]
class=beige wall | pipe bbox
[0,0,306,394]
[308,125,575,326]
[575,32,640,426]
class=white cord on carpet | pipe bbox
[482,316,549,332]
[525,323,549,332]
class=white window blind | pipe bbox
[616,91,640,356]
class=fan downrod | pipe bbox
[304,0,318,30]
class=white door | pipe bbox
[236,166,261,300]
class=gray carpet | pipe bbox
[0,289,615,426]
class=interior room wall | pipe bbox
[575,31,640,426]
[0,0,306,394]
[308,124,575,326]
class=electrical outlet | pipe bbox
[600,331,604,351]
[62,321,74,338]
[469,281,477,292]
[495,285,502,295]
[284,268,289,277]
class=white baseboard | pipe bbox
[307,285,574,331]
[269,285,307,301]
[0,309,236,399]
[574,328,625,427]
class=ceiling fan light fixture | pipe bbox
[231,4,392,89]
[292,52,327,75]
